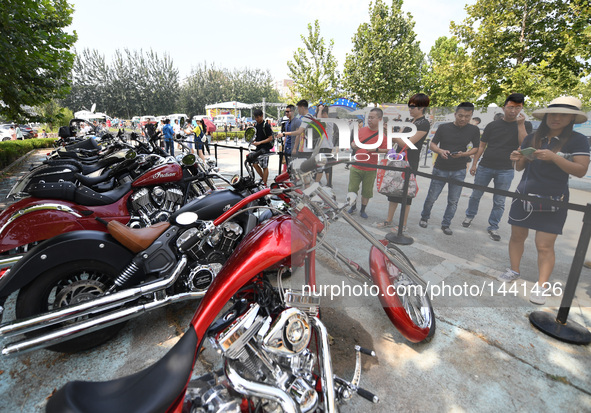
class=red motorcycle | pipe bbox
[44,162,434,412]
[0,153,214,274]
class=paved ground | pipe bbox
[0,143,590,412]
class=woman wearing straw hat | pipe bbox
[498,96,590,305]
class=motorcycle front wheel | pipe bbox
[15,260,126,353]
[369,242,436,343]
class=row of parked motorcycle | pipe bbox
[0,120,436,413]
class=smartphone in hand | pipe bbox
[519,147,536,160]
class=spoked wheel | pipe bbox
[15,260,126,353]
[369,242,435,343]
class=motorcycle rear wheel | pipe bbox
[370,242,436,343]
[15,260,126,353]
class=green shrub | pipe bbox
[0,138,58,169]
[211,131,246,141]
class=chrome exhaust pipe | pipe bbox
[0,255,23,270]
[223,317,337,413]
[310,317,337,413]
[0,256,187,339]
[2,287,205,356]
[225,362,298,413]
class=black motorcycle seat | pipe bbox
[65,138,101,151]
[74,182,132,206]
[74,171,111,186]
[27,182,77,201]
[57,151,98,161]
[92,177,116,192]
[44,158,83,171]
[46,328,198,413]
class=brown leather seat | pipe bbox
[107,221,171,253]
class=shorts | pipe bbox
[247,148,270,169]
[348,167,377,199]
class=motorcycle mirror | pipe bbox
[230,174,241,185]
[125,150,137,160]
[182,153,196,166]
[175,211,198,225]
[244,127,255,141]
[346,192,357,207]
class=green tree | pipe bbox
[179,63,233,116]
[35,99,73,130]
[421,36,481,107]
[451,0,591,105]
[0,0,77,122]
[287,20,340,104]
[344,0,423,105]
[63,49,179,118]
[179,64,280,117]
[229,68,279,104]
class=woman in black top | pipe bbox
[376,93,431,232]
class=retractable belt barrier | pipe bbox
[343,160,591,345]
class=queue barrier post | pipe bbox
[386,164,414,246]
[420,139,431,169]
[529,202,591,345]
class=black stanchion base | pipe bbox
[385,232,414,245]
[529,311,591,345]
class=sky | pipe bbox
[68,0,475,82]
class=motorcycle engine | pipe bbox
[187,303,320,413]
[178,221,244,265]
[129,186,184,226]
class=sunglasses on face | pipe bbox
[408,105,417,109]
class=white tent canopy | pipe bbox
[205,101,252,109]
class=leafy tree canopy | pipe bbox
[0,0,77,122]
[451,0,591,105]
[344,0,424,105]
[287,20,341,105]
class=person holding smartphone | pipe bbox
[500,96,589,305]
[462,93,532,241]
[419,102,480,235]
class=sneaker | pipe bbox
[419,219,428,228]
[529,283,546,305]
[488,230,501,242]
[441,226,453,235]
[347,204,357,214]
[497,268,520,282]
[462,217,473,228]
[360,211,368,219]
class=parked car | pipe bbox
[0,124,14,141]
[18,124,37,139]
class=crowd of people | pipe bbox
[270,94,590,306]
[138,95,590,307]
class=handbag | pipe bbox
[376,147,418,198]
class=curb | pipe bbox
[0,148,47,177]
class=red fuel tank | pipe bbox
[132,163,183,187]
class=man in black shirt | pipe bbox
[247,109,274,185]
[419,102,480,235]
[463,93,532,241]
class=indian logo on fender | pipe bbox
[152,171,177,180]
